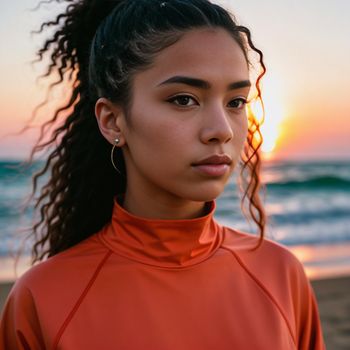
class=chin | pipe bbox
[183,186,226,202]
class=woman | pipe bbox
[0,0,325,349]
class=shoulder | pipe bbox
[221,226,309,289]
[0,234,111,346]
[220,226,322,345]
[2,234,111,339]
[10,234,110,299]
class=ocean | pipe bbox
[1,159,350,280]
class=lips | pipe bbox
[193,154,232,166]
[192,154,232,177]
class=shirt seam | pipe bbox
[52,250,113,349]
[220,245,297,347]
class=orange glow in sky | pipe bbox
[257,76,285,159]
[0,0,350,160]
[247,73,286,161]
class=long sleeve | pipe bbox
[0,281,45,350]
[295,264,326,349]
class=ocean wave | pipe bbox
[268,207,350,224]
[266,175,350,190]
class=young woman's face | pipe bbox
[121,28,250,207]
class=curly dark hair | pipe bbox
[24,0,267,264]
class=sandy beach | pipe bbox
[311,275,350,349]
[0,282,12,315]
[0,275,349,349]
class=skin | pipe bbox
[95,28,250,220]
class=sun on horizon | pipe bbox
[248,75,286,160]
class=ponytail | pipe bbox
[28,0,125,262]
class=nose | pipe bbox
[199,104,233,144]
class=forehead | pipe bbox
[134,28,249,88]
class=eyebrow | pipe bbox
[157,75,251,91]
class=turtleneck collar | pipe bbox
[99,198,223,268]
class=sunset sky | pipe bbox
[1,0,349,160]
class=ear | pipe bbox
[95,97,126,146]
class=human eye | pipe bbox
[167,94,198,107]
[227,97,247,109]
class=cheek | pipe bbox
[232,113,248,146]
[131,99,192,145]
[240,118,249,143]
[126,105,190,162]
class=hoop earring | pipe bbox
[111,138,121,173]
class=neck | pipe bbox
[122,190,208,220]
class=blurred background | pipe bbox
[0,1,350,348]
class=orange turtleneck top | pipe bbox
[0,200,325,349]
